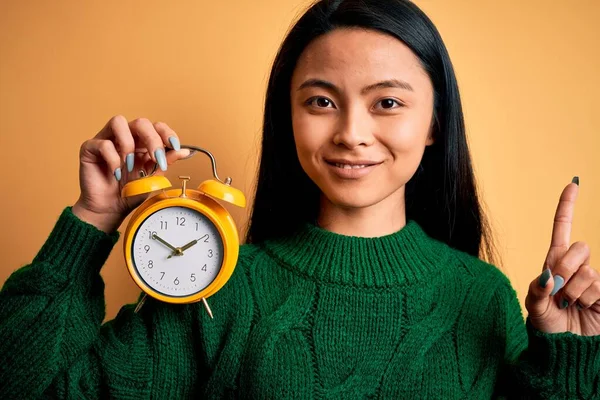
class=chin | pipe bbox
[319,184,391,210]
[302,163,408,210]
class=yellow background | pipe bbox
[1,0,598,321]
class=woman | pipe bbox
[1,0,598,398]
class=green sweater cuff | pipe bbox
[30,206,120,288]
[525,317,600,397]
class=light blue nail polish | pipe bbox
[169,136,181,151]
[155,148,167,171]
[126,153,135,172]
[539,269,552,288]
[550,275,564,296]
[114,167,122,181]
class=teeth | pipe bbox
[335,163,367,169]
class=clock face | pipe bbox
[131,206,224,297]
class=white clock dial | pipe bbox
[131,206,224,297]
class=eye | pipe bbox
[307,96,336,109]
[374,98,403,110]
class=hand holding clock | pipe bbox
[72,115,191,233]
[69,115,244,316]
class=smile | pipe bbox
[324,158,382,179]
[334,163,369,169]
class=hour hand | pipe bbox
[167,239,197,258]
[152,233,179,253]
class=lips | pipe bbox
[333,163,369,169]
[324,158,383,179]
[325,159,382,168]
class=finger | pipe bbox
[560,264,597,307]
[96,115,136,168]
[549,178,579,250]
[549,241,591,296]
[140,153,157,176]
[128,118,168,172]
[153,121,181,151]
[525,268,555,318]
[122,151,150,179]
[128,145,190,178]
[135,149,192,179]
[80,139,122,181]
[577,279,600,310]
[165,148,191,165]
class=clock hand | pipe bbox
[152,233,181,256]
[180,239,198,252]
[167,239,198,259]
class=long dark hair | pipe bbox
[245,0,500,266]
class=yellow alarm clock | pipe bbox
[120,145,246,318]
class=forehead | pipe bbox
[292,27,429,87]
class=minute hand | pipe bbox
[179,239,198,252]
[167,239,198,259]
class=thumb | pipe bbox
[525,268,555,317]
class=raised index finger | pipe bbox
[550,177,579,250]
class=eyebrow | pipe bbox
[297,78,414,94]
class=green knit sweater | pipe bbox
[1,207,599,399]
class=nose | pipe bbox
[332,105,375,149]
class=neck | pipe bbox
[316,187,406,238]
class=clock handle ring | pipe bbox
[146,144,232,185]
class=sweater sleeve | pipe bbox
[0,207,154,398]
[496,278,600,399]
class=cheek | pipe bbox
[292,112,333,158]
[379,114,431,169]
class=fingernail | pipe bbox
[550,275,564,296]
[560,298,569,309]
[126,153,135,172]
[169,136,181,151]
[114,167,122,181]
[576,302,583,311]
[572,176,579,185]
[154,148,167,171]
[539,269,552,288]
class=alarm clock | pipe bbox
[120,144,246,318]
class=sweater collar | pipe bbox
[260,220,449,288]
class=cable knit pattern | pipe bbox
[0,207,599,399]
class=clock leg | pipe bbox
[202,298,214,319]
[132,295,213,318]
[134,294,148,313]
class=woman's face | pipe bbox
[290,28,435,211]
